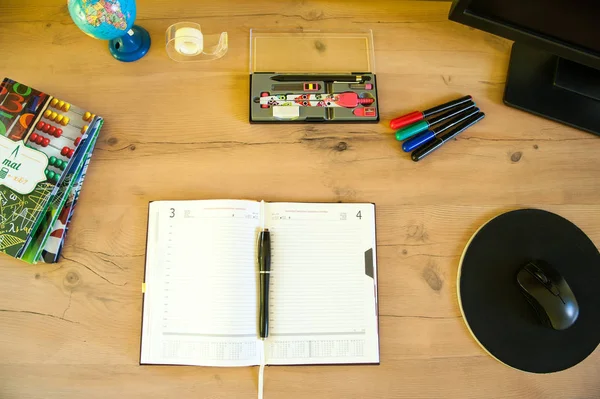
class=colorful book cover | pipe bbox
[0,78,102,263]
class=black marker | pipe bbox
[411,112,485,162]
[258,229,271,339]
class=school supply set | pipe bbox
[249,30,379,123]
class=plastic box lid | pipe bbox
[250,29,375,74]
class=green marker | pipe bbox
[394,101,476,141]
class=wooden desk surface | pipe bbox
[1,1,599,398]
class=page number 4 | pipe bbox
[356,211,362,220]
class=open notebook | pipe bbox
[140,200,379,367]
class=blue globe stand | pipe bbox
[108,25,151,62]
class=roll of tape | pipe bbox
[174,27,204,56]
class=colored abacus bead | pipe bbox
[43,110,52,118]
[55,115,64,124]
[42,124,51,133]
[74,137,81,146]
[35,135,44,145]
[30,133,38,142]
[83,111,92,121]
[42,138,50,147]
[57,100,65,110]
[48,126,56,135]
[63,103,71,112]
[46,170,55,180]
[60,147,75,158]
[55,128,63,137]
[36,121,45,130]
[81,125,88,134]
[49,157,64,170]
[50,99,59,107]
[61,116,70,126]
[50,111,58,121]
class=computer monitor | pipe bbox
[449,0,600,136]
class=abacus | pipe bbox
[25,96,95,185]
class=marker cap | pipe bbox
[395,120,429,141]
[390,111,424,130]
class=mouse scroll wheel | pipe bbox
[534,270,549,284]
[533,271,560,295]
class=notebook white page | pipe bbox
[141,200,261,366]
[264,202,379,365]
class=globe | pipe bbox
[68,0,134,40]
[67,0,151,62]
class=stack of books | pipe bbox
[0,78,102,263]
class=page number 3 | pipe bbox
[169,208,175,218]
[356,210,362,220]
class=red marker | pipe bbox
[390,95,472,130]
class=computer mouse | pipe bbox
[516,260,579,331]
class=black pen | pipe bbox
[411,112,485,162]
[258,229,271,339]
[270,74,369,83]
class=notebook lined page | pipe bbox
[264,202,379,365]
[141,200,261,367]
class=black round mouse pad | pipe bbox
[458,209,600,373]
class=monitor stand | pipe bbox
[504,42,600,136]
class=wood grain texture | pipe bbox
[1,1,599,398]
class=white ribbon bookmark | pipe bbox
[258,363,265,399]
[258,339,265,399]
